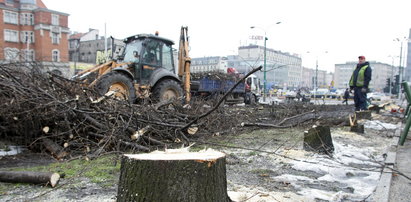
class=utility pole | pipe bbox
[390,58,393,96]
[314,56,318,104]
[399,40,403,99]
[104,22,108,63]
[250,22,281,103]
[263,35,267,102]
[306,51,328,104]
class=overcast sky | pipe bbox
[43,0,411,72]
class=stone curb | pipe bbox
[370,122,401,202]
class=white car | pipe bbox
[368,92,386,101]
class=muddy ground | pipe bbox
[0,104,402,202]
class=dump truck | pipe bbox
[244,74,261,104]
[72,27,191,103]
[190,68,261,104]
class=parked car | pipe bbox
[368,92,386,101]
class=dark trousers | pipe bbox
[342,98,348,105]
[354,87,367,111]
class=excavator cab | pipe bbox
[119,35,176,84]
[73,28,189,103]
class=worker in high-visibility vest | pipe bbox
[349,56,372,111]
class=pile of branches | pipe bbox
[0,63,244,159]
[0,63,354,159]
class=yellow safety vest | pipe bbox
[349,65,368,87]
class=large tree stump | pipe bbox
[117,149,231,202]
[0,171,60,187]
[349,113,366,134]
[303,125,334,155]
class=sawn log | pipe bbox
[0,171,60,187]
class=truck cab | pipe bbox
[245,74,261,104]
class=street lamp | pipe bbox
[387,55,399,96]
[394,37,408,99]
[306,51,328,104]
[250,21,281,102]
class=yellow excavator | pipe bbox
[72,27,191,103]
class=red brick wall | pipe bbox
[34,10,50,25]
[60,15,68,28]
[35,30,69,62]
[1,6,69,63]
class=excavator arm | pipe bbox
[177,26,191,102]
[71,60,127,86]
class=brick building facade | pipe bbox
[0,0,70,75]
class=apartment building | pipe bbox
[69,28,125,66]
[190,56,228,73]
[301,67,314,89]
[0,0,70,75]
[235,45,302,89]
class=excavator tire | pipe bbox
[95,72,136,103]
[249,94,257,105]
[152,79,183,102]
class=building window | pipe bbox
[4,30,19,42]
[51,14,59,26]
[21,49,35,61]
[20,13,34,25]
[69,40,79,49]
[52,50,60,62]
[3,10,18,24]
[20,31,34,43]
[4,47,20,61]
[6,0,14,6]
[52,33,59,44]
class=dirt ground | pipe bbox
[0,104,402,202]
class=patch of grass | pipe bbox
[247,151,259,156]
[0,181,27,194]
[0,183,11,195]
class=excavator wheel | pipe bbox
[95,72,136,103]
[249,94,257,105]
[152,79,183,102]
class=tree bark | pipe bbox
[355,111,372,120]
[42,138,68,159]
[0,171,60,187]
[117,150,231,202]
[350,124,365,133]
[303,125,334,155]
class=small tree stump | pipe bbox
[355,111,371,120]
[350,124,365,133]
[303,126,334,155]
[117,149,231,202]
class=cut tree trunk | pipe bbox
[42,138,68,159]
[0,171,60,187]
[117,149,231,202]
[303,125,334,155]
